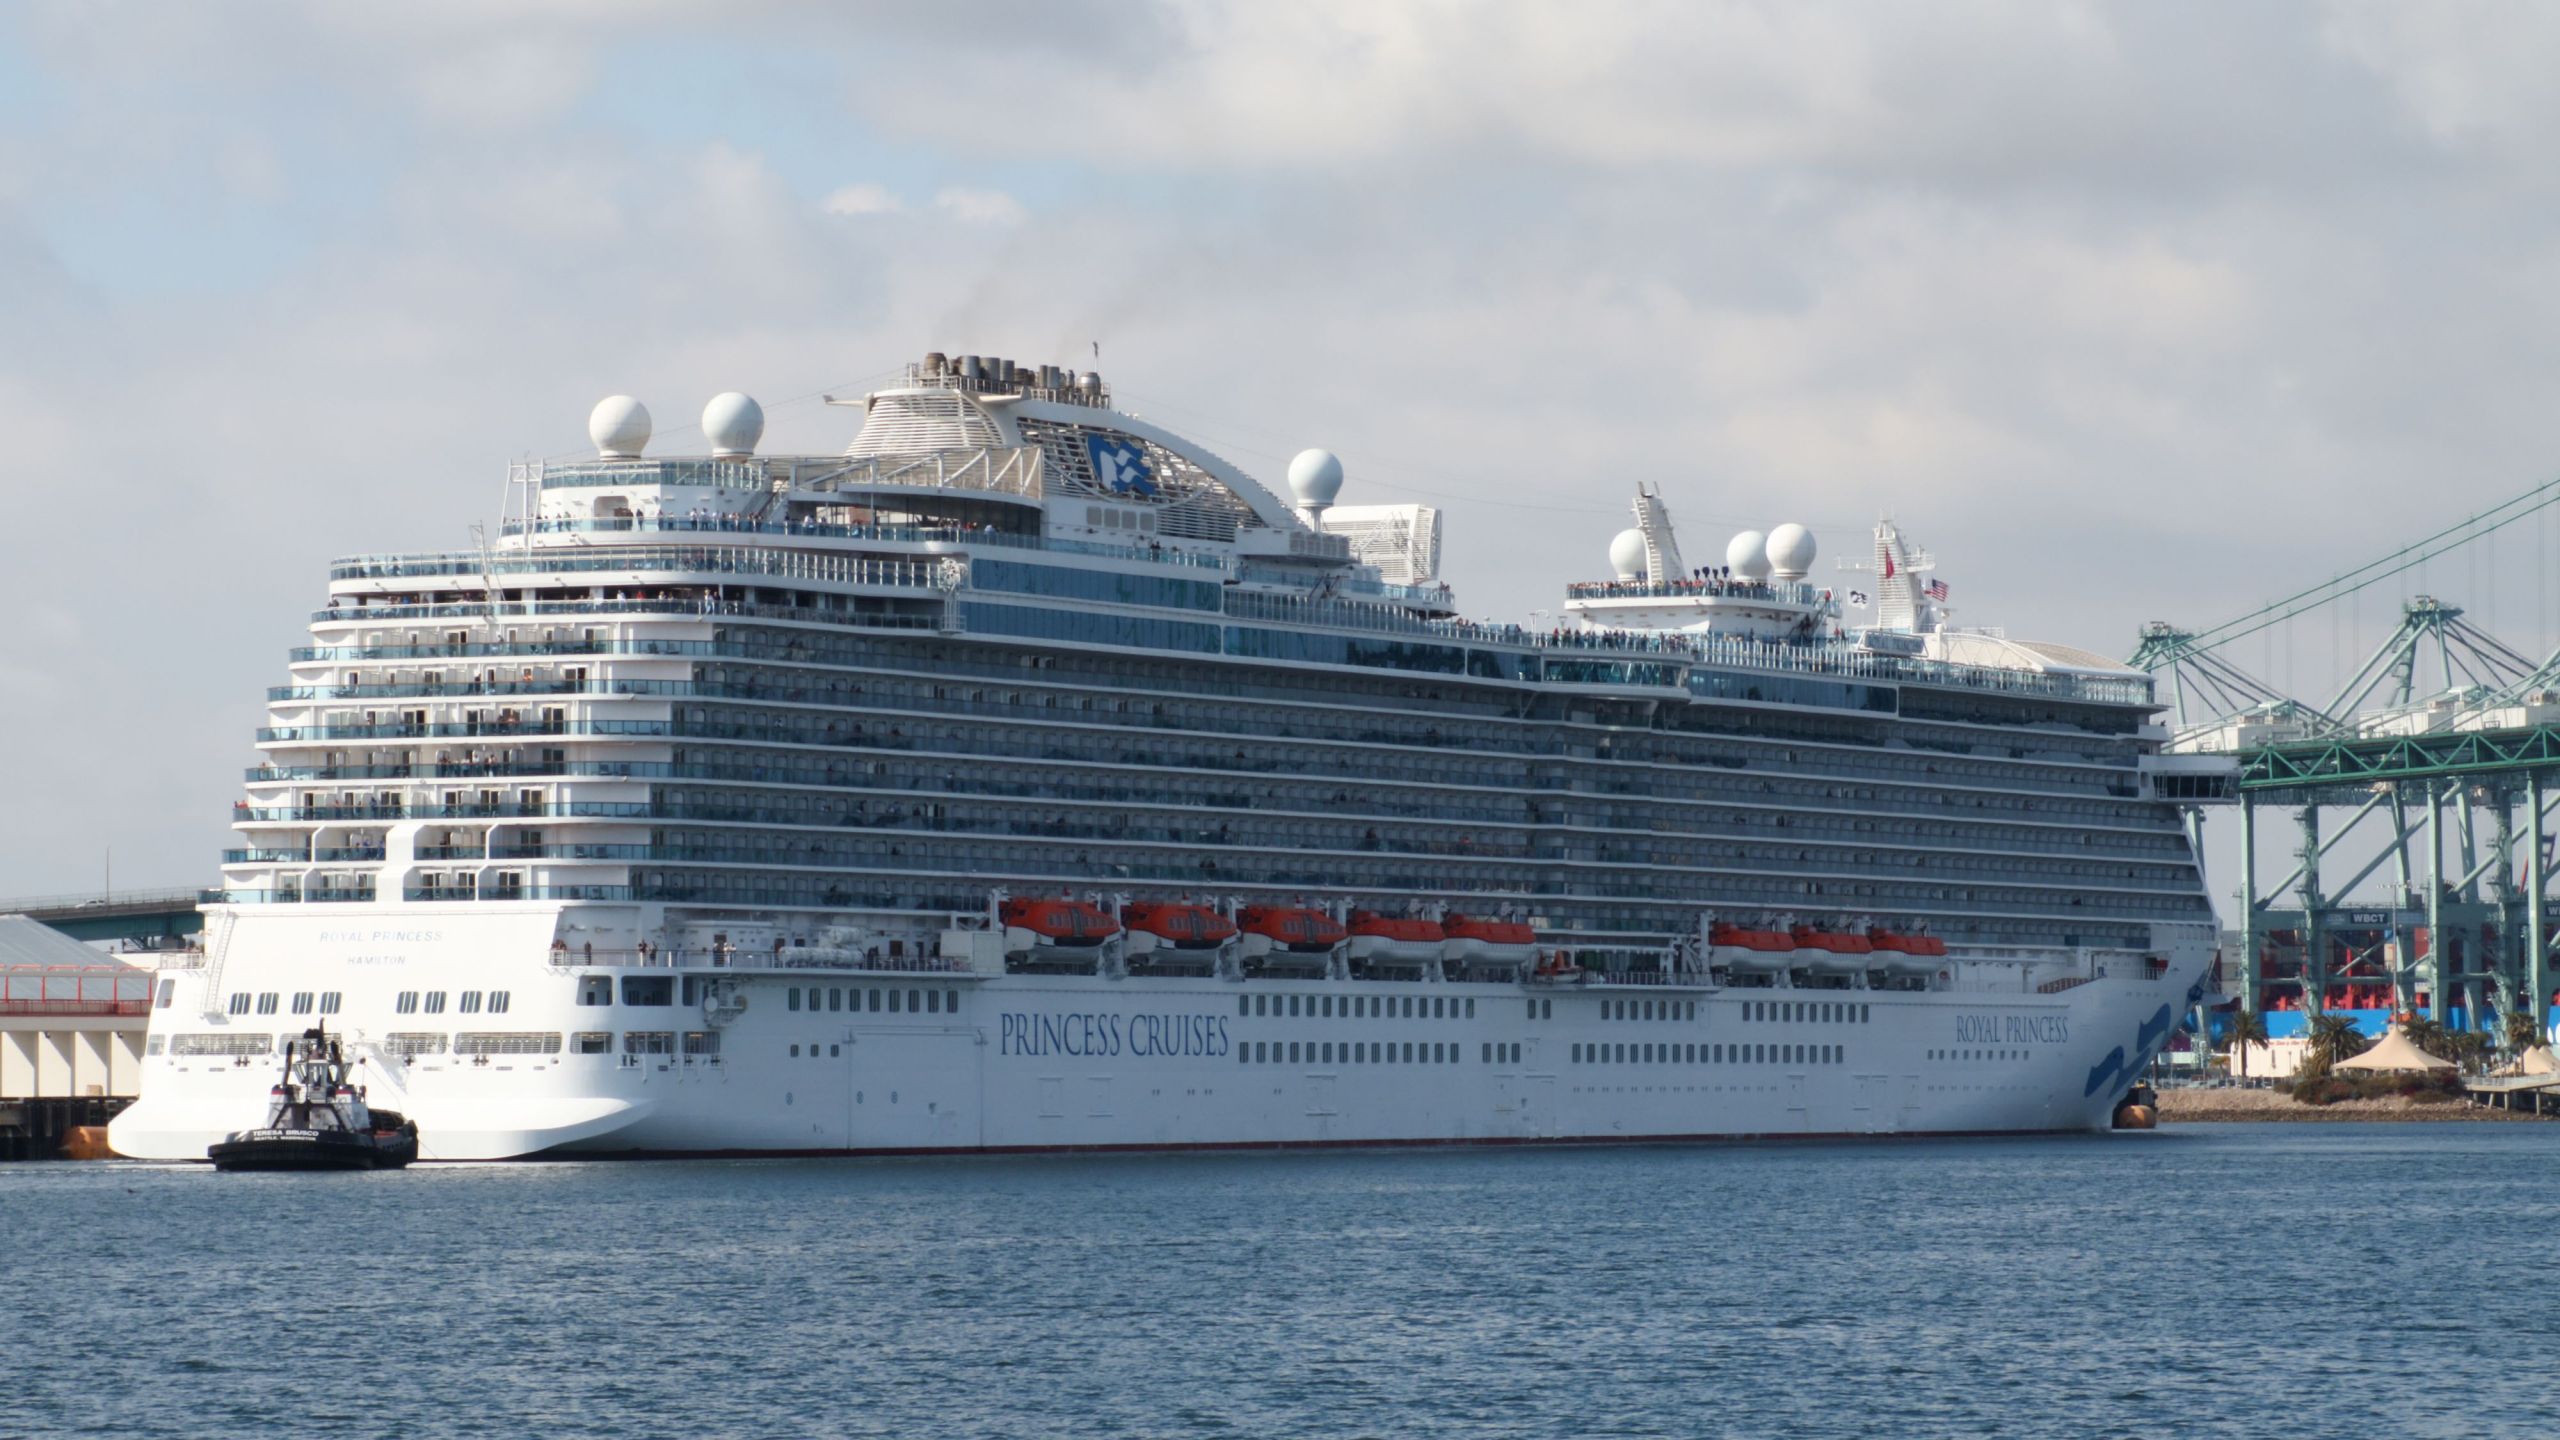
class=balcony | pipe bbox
[401,884,635,902]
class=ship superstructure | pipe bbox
[114,351,2217,1160]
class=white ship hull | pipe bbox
[111,908,2208,1161]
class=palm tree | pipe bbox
[2401,1014,2450,1060]
[2503,1006,2543,1059]
[2303,1012,2370,1077]
[2225,1008,2268,1080]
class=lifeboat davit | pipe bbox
[1121,901,1238,953]
[1710,922,1793,975]
[1345,910,1446,964]
[1792,925,1873,978]
[1866,928,1946,981]
[1441,912,1538,964]
[1237,905,1347,957]
[998,896,1119,956]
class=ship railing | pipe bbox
[0,998,152,1017]
[401,885,635,902]
[515,456,779,491]
[542,946,973,975]
[1564,578,1823,604]
[311,598,949,629]
[329,547,956,588]
[490,517,1229,572]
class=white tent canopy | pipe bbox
[2336,1027,2458,1072]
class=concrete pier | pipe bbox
[0,915,150,1160]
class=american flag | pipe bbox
[1925,579,1949,601]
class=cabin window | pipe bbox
[571,1032,610,1054]
[320,991,342,1014]
[1288,1043,1300,1063]
[868,989,883,1012]
[228,992,252,1015]
[1464,999,1475,1018]
[289,991,313,1015]
[423,991,447,1014]
[490,992,508,1014]
[156,979,175,1009]
[458,991,483,1014]
[394,991,419,1014]
[620,976,673,1007]
[788,988,801,1011]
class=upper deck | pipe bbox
[316,356,2154,714]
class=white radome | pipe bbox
[1726,530,1771,581]
[1766,523,1817,579]
[1288,448,1345,508]
[1609,528,1650,582]
[589,396,652,459]
[703,392,766,457]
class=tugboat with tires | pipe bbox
[208,1024,419,1171]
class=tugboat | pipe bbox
[208,1025,419,1171]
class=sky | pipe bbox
[7,1,2560,895]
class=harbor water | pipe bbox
[7,1125,2553,1438]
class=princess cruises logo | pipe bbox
[1086,435,1158,497]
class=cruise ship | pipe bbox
[111,351,2219,1161]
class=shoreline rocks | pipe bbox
[2158,1085,2552,1123]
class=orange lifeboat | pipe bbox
[1237,905,1348,956]
[1709,921,1793,975]
[1792,925,1873,978]
[998,896,1119,955]
[1865,927,1945,980]
[1122,901,1238,953]
[1441,912,1538,964]
[1345,910,1447,965]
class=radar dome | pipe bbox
[1726,530,1771,581]
[1609,528,1650,582]
[1288,448,1345,508]
[1766,523,1817,579]
[703,392,765,457]
[589,395,652,459]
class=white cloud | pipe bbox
[7,0,2560,895]
[823,183,904,216]
[934,186,1027,225]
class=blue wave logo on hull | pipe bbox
[2083,1003,2176,1099]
